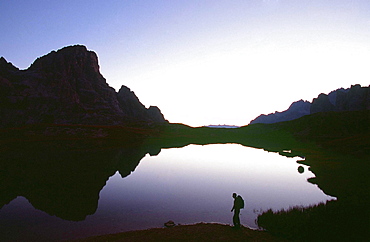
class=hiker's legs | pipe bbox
[233,208,240,227]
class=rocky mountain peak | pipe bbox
[0,57,19,75]
[249,99,311,124]
[0,56,7,66]
[0,45,167,127]
[29,45,100,75]
[311,84,369,113]
[250,85,369,124]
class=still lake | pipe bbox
[0,144,334,241]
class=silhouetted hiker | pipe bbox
[231,193,244,228]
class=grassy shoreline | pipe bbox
[74,223,287,242]
[2,110,368,241]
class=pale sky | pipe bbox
[1,0,370,126]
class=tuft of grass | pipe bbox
[257,200,368,241]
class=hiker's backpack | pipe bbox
[237,195,244,209]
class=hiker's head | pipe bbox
[232,193,237,198]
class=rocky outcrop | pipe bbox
[116,85,166,123]
[311,84,369,113]
[310,93,335,113]
[0,45,167,127]
[250,100,311,124]
[250,85,369,124]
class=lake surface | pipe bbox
[0,144,334,241]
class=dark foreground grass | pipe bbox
[75,223,287,242]
[257,200,368,241]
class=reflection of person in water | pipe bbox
[231,193,244,228]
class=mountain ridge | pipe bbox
[250,84,370,124]
[0,45,167,128]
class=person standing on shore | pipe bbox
[231,193,244,228]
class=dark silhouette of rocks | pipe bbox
[249,100,311,124]
[0,140,159,221]
[311,84,369,113]
[0,45,167,128]
[250,85,369,124]
[116,85,166,123]
[310,93,335,113]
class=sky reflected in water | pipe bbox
[99,144,334,230]
[0,144,335,240]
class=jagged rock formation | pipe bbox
[250,85,370,124]
[0,45,167,128]
[116,86,166,123]
[311,84,370,113]
[249,100,311,124]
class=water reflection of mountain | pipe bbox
[2,116,367,222]
[141,111,369,240]
[1,110,368,240]
[145,111,369,204]
[0,140,157,221]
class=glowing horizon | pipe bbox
[1,1,370,126]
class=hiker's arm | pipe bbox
[231,199,237,212]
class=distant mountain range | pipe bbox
[205,125,240,128]
[1,45,368,129]
[0,45,167,128]
[249,84,370,124]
